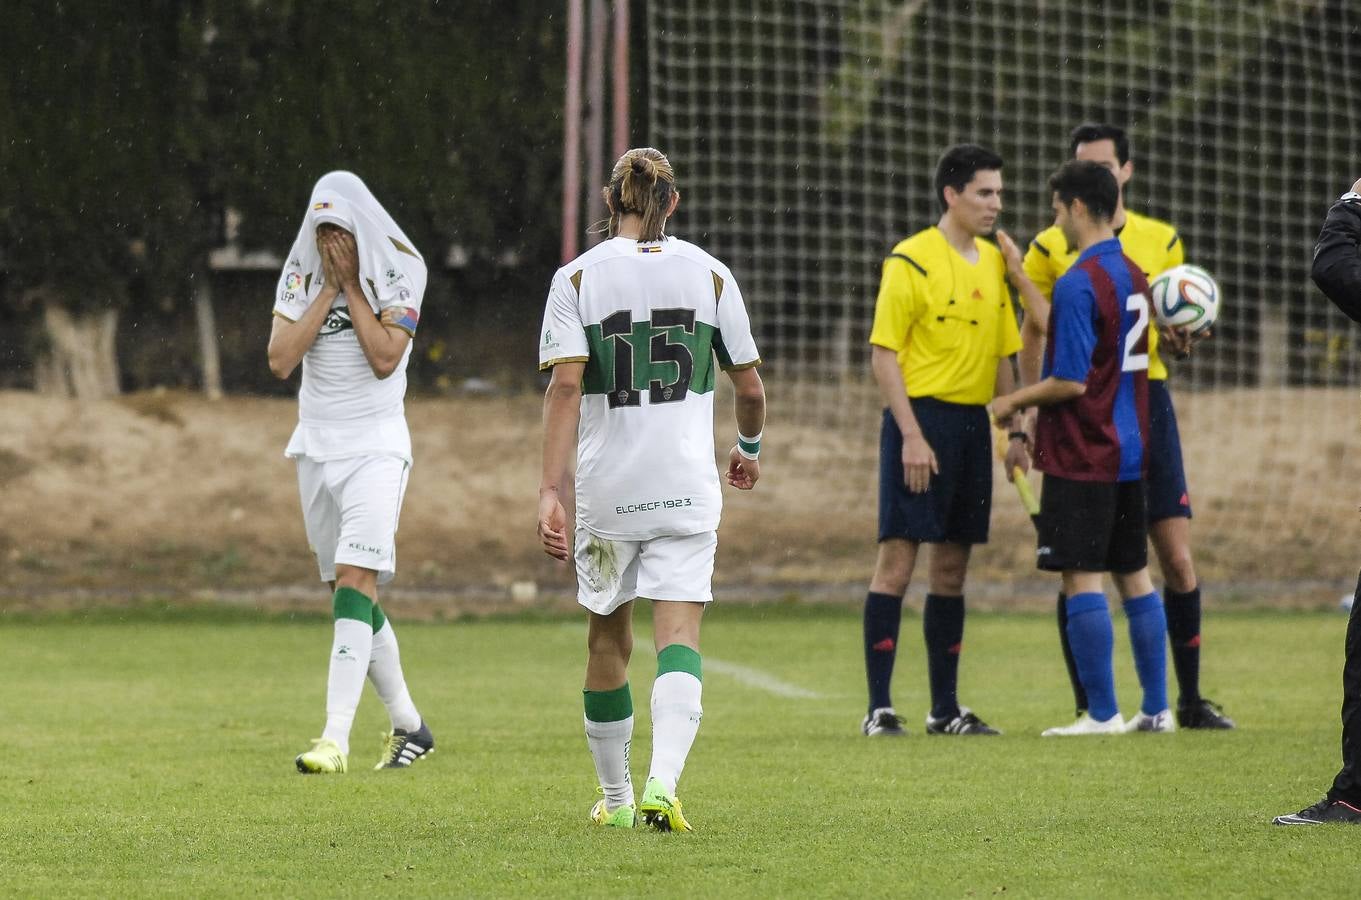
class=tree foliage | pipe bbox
[1,0,567,388]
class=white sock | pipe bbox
[320,618,373,755]
[648,672,703,795]
[585,715,635,809]
[367,621,422,732]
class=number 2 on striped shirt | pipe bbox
[1122,294,1150,373]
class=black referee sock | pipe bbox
[923,593,965,721]
[1164,586,1202,704]
[1057,591,1089,715]
[864,591,903,714]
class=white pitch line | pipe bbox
[642,640,824,700]
[559,625,824,699]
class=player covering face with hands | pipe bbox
[267,172,434,774]
[538,147,765,831]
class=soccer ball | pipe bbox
[1149,264,1220,336]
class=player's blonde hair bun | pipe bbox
[601,147,675,242]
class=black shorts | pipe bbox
[877,399,992,545]
[1146,380,1192,522]
[1036,474,1148,574]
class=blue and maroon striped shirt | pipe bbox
[1034,238,1151,483]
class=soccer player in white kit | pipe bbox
[538,148,767,831]
[267,171,434,774]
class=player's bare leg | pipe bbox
[863,539,919,735]
[585,601,637,826]
[642,599,704,831]
[923,544,997,734]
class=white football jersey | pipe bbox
[539,236,761,540]
[273,280,421,462]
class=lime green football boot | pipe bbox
[639,777,692,833]
[295,737,348,774]
[589,796,637,828]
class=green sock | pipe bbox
[332,586,373,623]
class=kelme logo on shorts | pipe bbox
[348,541,383,555]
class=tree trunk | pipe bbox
[32,299,121,398]
[194,275,223,400]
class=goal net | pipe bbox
[646,0,1361,595]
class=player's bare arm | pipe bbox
[538,360,585,561]
[871,343,936,493]
[322,231,412,379]
[989,375,1085,423]
[725,366,765,491]
[267,247,342,380]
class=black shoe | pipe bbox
[1176,697,1235,730]
[925,707,1001,735]
[374,720,435,769]
[861,706,906,736]
[1273,797,1361,825]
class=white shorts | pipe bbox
[295,455,410,585]
[574,525,717,616]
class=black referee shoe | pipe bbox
[861,707,906,736]
[1176,697,1235,730]
[1273,798,1361,826]
[925,707,1001,736]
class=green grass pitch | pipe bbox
[1,603,1358,897]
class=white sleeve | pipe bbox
[538,270,590,370]
[713,270,761,369]
[272,264,312,322]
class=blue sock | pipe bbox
[1064,593,1118,722]
[1123,592,1169,715]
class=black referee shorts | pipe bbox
[1036,474,1147,574]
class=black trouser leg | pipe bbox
[1329,570,1361,804]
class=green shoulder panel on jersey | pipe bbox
[582,315,719,398]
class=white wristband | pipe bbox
[737,430,761,460]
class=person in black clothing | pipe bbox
[1274,178,1361,826]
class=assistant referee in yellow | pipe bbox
[860,143,1032,737]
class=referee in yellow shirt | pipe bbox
[1018,123,1234,730]
[861,144,1032,737]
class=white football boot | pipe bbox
[1041,712,1125,737]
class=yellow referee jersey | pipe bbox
[1022,209,1184,380]
[868,227,1023,405]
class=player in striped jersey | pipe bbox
[1018,124,1233,730]
[538,148,766,831]
[992,160,1171,735]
